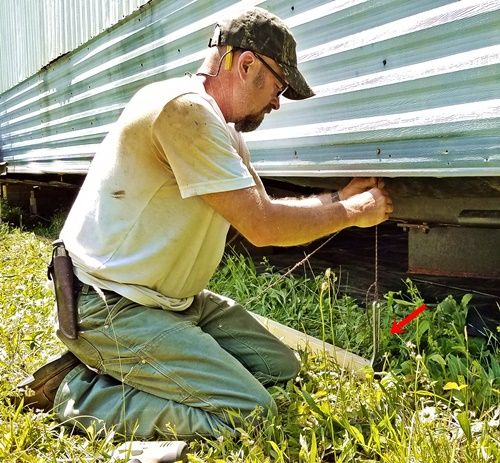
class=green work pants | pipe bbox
[55,285,300,439]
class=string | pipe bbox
[366,225,381,367]
[239,219,382,369]
[374,225,379,302]
[244,224,382,368]
[242,232,339,307]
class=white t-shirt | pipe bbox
[61,75,255,310]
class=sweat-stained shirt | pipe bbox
[60,75,256,310]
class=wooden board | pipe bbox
[250,312,370,375]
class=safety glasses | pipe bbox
[254,53,289,97]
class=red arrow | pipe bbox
[391,304,428,335]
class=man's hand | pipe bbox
[338,177,379,200]
[343,185,393,228]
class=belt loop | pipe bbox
[81,284,90,295]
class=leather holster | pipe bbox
[48,240,79,340]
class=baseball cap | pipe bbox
[208,7,315,100]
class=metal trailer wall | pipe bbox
[0,0,152,94]
[0,0,499,178]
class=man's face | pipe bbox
[234,69,271,132]
[234,55,288,133]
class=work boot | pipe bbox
[16,351,80,412]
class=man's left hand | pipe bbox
[338,177,382,200]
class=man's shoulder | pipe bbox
[133,77,189,103]
[131,76,219,121]
[138,76,205,102]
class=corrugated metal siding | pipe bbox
[0,0,499,177]
[0,0,152,94]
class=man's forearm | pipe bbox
[202,183,391,248]
[258,196,353,247]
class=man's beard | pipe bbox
[234,105,272,133]
[234,112,265,132]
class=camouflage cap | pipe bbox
[209,7,315,100]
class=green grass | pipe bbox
[0,223,499,462]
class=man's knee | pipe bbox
[239,387,278,423]
[260,348,300,384]
[281,349,301,380]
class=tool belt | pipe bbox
[47,240,79,340]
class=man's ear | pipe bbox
[236,51,256,81]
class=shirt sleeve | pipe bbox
[152,93,255,198]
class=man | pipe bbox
[19,7,392,440]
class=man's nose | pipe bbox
[270,95,280,111]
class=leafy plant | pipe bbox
[211,253,499,413]
[0,199,23,227]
